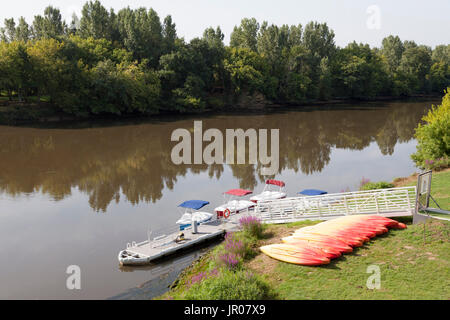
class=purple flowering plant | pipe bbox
[239,215,264,239]
[218,253,240,270]
[188,268,219,287]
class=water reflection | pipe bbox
[0,100,432,212]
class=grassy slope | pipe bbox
[393,169,449,218]
[251,220,449,300]
[429,170,450,209]
[248,171,450,300]
[160,170,450,300]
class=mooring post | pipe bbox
[192,220,198,234]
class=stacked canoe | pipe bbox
[260,215,407,266]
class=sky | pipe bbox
[1,0,449,48]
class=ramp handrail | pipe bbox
[254,186,416,223]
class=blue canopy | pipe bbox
[298,189,328,196]
[178,200,210,210]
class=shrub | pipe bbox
[360,181,394,191]
[223,232,247,257]
[218,253,241,270]
[239,215,264,239]
[216,232,255,269]
[184,269,273,300]
[411,88,450,169]
[187,268,219,287]
[422,157,450,171]
[359,177,371,189]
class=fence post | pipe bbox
[344,196,349,215]
[406,189,412,214]
[268,203,272,220]
[318,199,321,217]
[375,193,380,214]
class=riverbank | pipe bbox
[157,170,450,300]
[0,94,441,126]
[158,217,449,300]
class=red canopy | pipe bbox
[266,179,285,187]
[225,189,253,196]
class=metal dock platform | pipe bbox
[121,215,242,263]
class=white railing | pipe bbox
[254,186,416,223]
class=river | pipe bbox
[0,99,438,299]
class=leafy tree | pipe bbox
[1,18,16,42]
[203,26,226,90]
[31,6,66,39]
[68,13,81,35]
[432,44,450,65]
[162,15,177,54]
[89,59,161,115]
[411,89,450,167]
[256,22,287,97]
[16,17,31,42]
[381,35,404,73]
[27,38,70,101]
[302,21,336,60]
[230,18,259,52]
[282,45,312,101]
[79,0,113,40]
[65,35,132,68]
[301,22,336,99]
[223,47,265,96]
[403,40,417,51]
[0,4,448,116]
[43,6,65,38]
[430,62,450,93]
[0,41,32,100]
[31,15,45,39]
[397,45,432,93]
[159,36,220,111]
[117,7,163,67]
[334,42,389,98]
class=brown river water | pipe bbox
[0,99,438,299]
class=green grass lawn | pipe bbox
[425,170,449,211]
[159,218,449,300]
[160,170,449,300]
[258,220,449,300]
[394,169,450,219]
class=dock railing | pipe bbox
[254,186,416,223]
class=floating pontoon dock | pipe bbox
[120,214,243,264]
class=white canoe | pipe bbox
[250,191,287,203]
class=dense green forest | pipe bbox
[0,1,449,117]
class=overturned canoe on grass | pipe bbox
[260,244,330,266]
[261,215,407,266]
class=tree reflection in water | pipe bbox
[0,100,433,211]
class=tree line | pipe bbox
[0,1,449,116]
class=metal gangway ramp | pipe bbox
[254,186,417,224]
